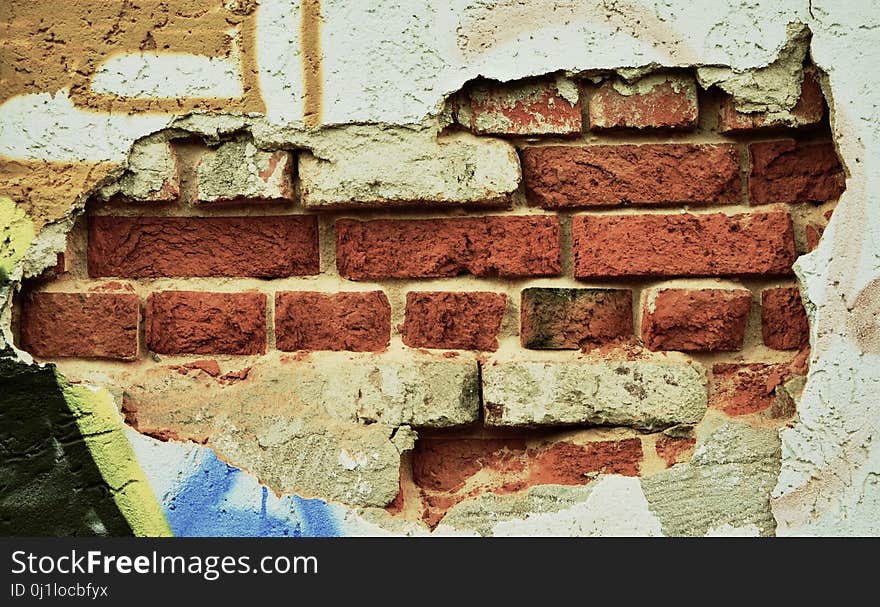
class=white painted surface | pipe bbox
[92,52,244,99]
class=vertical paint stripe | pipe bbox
[301,0,323,128]
[62,380,173,537]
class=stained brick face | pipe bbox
[520,287,632,349]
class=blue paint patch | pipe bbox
[162,448,340,537]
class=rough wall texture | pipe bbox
[0,0,876,537]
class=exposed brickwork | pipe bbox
[402,291,506,351]
[573,211,797,278]
[19,292,139,360]
[749,140,845,204]
[762,286,809,349]
[711,362,800,417]
[145,291,267,355]
[16,65,839,525]
[522,144,740,208]
[196,143,294,203]
[520,287,633,349]
[527,439,643,484]
[642,288,752,352]
[589,75,698,130]
[455,77,582,135]
[275,291,391,352]
[89,216,319,278]
[336,216,561,280]
[412,437,642,527]
[718,68,825,133]
[655,435,697,467]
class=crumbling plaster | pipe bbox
[1,0,878,535]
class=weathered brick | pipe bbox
[589,74,698,130]
[413,439,527,493]
[482,359,707,430]
[402,292,506,351]
[298,127,519,209]
[711,362,797,416]
[655,435,696,467]
[145,291,266,355]
[719,68,825,133]
[520,287,632,349]
[573,211,797,278]
[762,286,809,349]
[196,140,294,202]
[521,144,740,208]
[412,436,642,527]
[642,288,752,352]
[528,439,643,484]
[19,292,139,360]
[275,291,390,352]
[749,140,845,204]
[99,140,179,202]
[88,216,319,278]
[455,76,582,135]
[336,216,561,280]
[128,353,480,430]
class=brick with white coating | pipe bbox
[298,126,520,208]
[482,359,707,430]
[196,139,294,202]
[589,73,698,130]
[455,76,582,135]
[99,140,179,202]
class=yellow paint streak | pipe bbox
[301,0,323,128]
[62,380,173,537]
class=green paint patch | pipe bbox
[62,379,173,537]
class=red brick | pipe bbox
[749,140,845,204]
[655,436,696,467]
[589,75,698,130]
[711,362,797,416]
[19,292,139,360]
[145,291,266,355]
[402,291,506,351]
[642,288,752,352]
[88,216,319,278]
[719,68,825,133]
[573,211,797,278]
[528,439,643,485]
[336,216,561,280]
[275,291,390,352]
[762,286,809,350]
[456,77,582,135]
[521,144,740,208]
[413,439,527,493]
[520,287,632,349]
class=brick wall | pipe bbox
[15,69,840,527]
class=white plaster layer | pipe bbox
[91,52,244,99]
